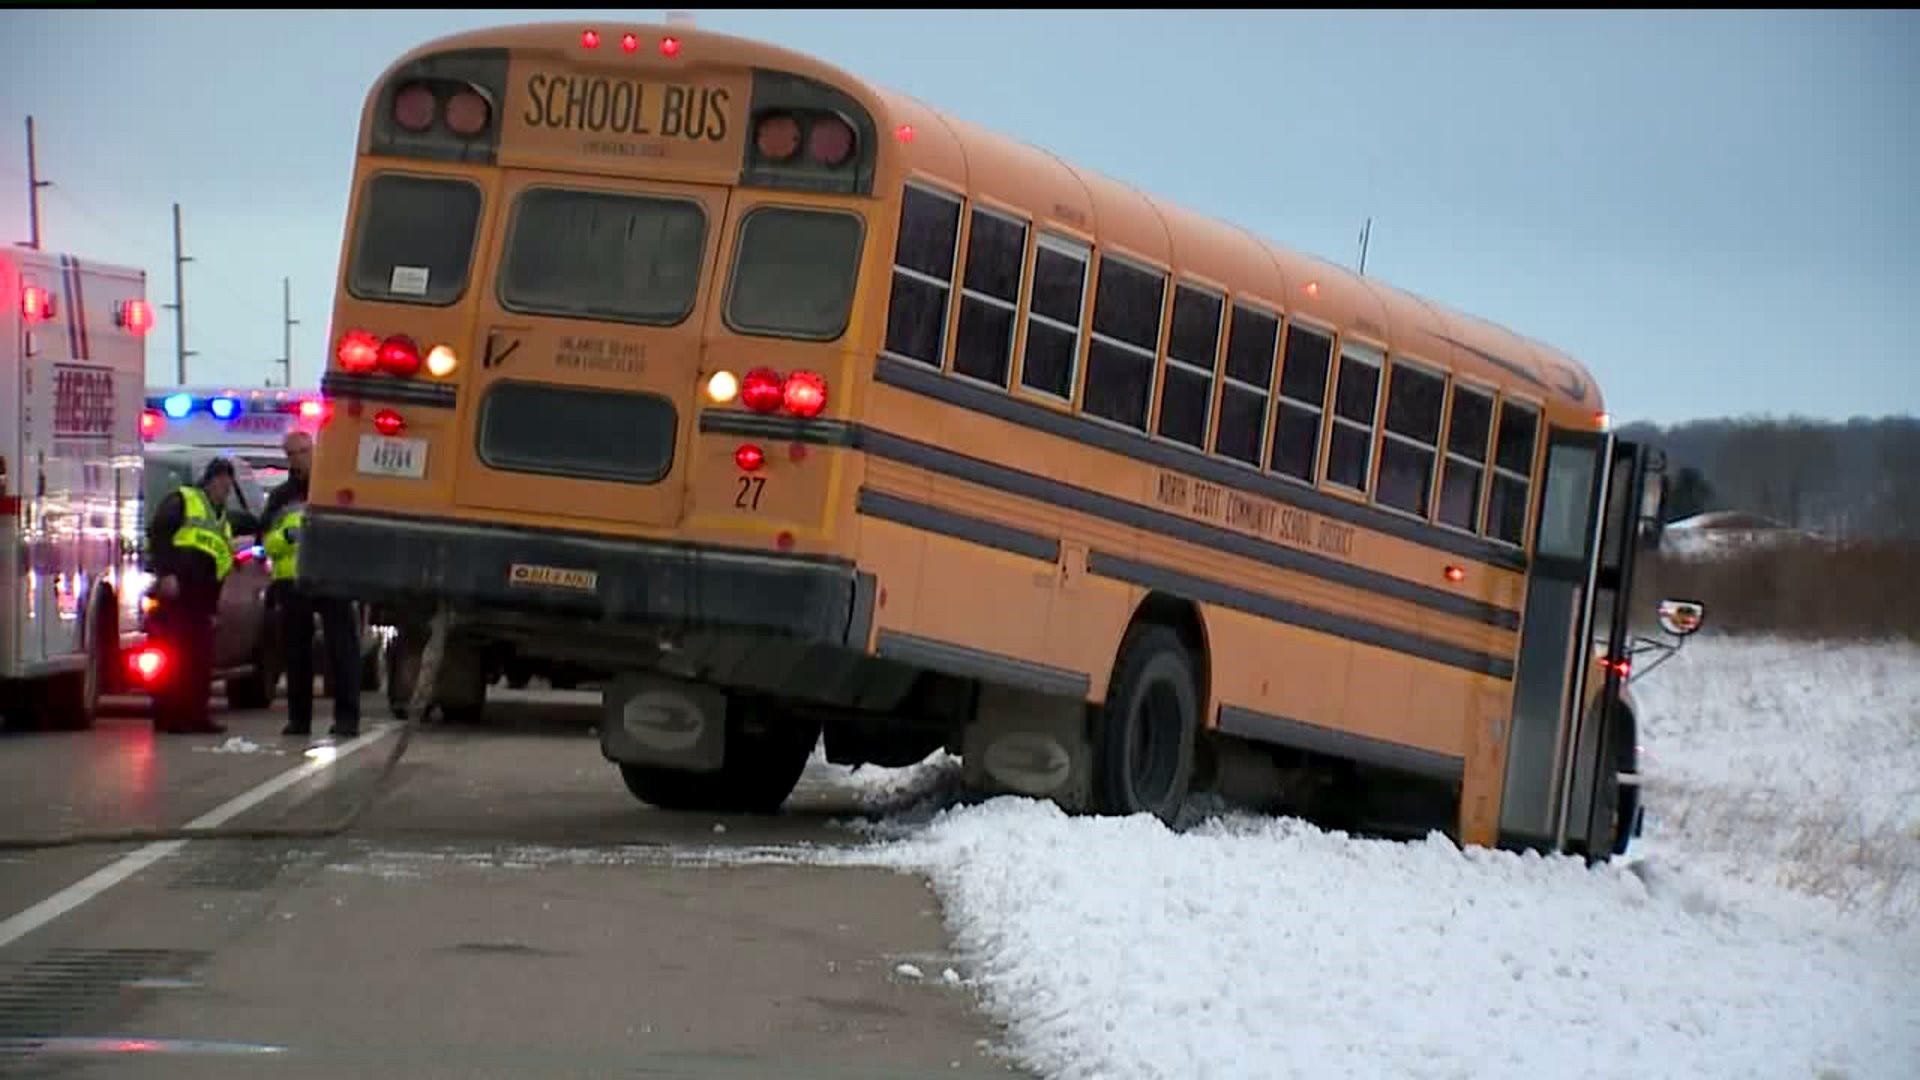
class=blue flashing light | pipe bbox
[209,396,239,420]
[162,393,195,419]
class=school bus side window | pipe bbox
[1019,234,1089,400]
[882,185,963,367]
[1213,304,1277,467]
[1437,384,1494,532]
[498,188,706,326]
[952,207,1029,389]
[1376,361,1446,518]
[1325,343,1383,493]
[1270,323,1333,483]
[346,173,483,307]
[725,207,865,341]
[1485,398,1540,546]
[1083,256,1167,431]
[1157,283,1223,450]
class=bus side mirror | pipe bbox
[1657,599,1705,638]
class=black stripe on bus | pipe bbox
[872,354,1528,574]
[873,630,1091,699]
[859,427,1520,632]
[1216,705,1466,782]
[698,410,860,446]
[321,372,458,409]
[856,487,1060,564]
[1089,550,1516,680]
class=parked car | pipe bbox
[138,444,383,711]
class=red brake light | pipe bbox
[734,444,765,472]
[372,409,405,437]
[377,334,422,377]
[740,368,785,413]
[755,113,801,162]
[20,285,52,322]
[337,330,380,374]
[807,116,855,167]
[581,29,600,49]
[128,645,167,685]
[393,83,436,133]
[621,33,639,53]
[118,299,154,335]
[445,90,491,137]
[298,398,325,420]
[660,36,681,58]
[783,371,828,418]
[138,409,164,441]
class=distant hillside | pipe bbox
[1615,415,1920,541]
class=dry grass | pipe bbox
[1635,538,1920,641]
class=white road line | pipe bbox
[0,725,393,951]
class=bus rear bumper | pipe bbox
[298,507,874,651]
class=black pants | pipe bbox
[149,601,216,733]
[279,586,362,735]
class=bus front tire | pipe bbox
[1091,624,1199,824]
[618,700,821,816]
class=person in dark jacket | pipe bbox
[144,457,240,735]
[263,431,360,738]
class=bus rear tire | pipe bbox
[618,699,820,815]
[1091,624,1199,824]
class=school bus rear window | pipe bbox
[347,173,483,306]
[724,207,864,341]
[499,188,707,326]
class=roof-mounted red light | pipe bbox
[807,116,855,167]
[740,368,785,414]
[581,29,601,49]
[138,408,164,441]
[116,298,154,335]
[445,89,491,137]
[377,334,422,377]
[660,36,681,58]
[783,371,828,419]
[621,32,639,53]
[337,329,380,374]
[20,284,53,322]
[755,113,801,162]
[393,83,435,133]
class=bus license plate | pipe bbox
[356,434,427,479]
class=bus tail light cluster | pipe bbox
[753,111,856,168]
[337,330,456,380]
[391,81,493,140]
[714,367,828,419]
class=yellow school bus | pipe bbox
[305,20,1704,856]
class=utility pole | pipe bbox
[1357,216,1373,278]
[279,276,298,387]
[19,116,51,250]
[166,202,195,384]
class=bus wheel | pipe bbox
[618,699,821,816]
[1091,624,1199,824]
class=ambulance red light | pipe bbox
[807,116,855,167]
[782,371,828,418]
[660,36,682,58]
[372,409,406,437]
[734,444,765,472]
[298,399,325,421]
[581,29,600,49]
[621,33,639,53]
[337,329,380,374]
[740,368,785,414]
[20,285,52,322]
[117,299,154,335]
[376,334,422,377]
[138,409,165,441]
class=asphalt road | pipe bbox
[0,691,1026,1079]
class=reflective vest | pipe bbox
[264,504,305,582]
[171,485,235,581]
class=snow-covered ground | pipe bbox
[805,635,1920,1080]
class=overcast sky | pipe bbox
[2,8,1912,425]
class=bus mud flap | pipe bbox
[960,684,1093,810]
[599,673,727,773]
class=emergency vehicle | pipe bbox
[1,248,153,730]
[140,385,328,487]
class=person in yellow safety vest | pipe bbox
[143,457,241,735]
[263,430,360,739]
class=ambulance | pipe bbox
[1,248,153,730]
[139,385,330,490]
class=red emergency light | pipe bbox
[116,299,154,335]
[20,285,53,322]
[126,645,168,687]
[138,408,165,441]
